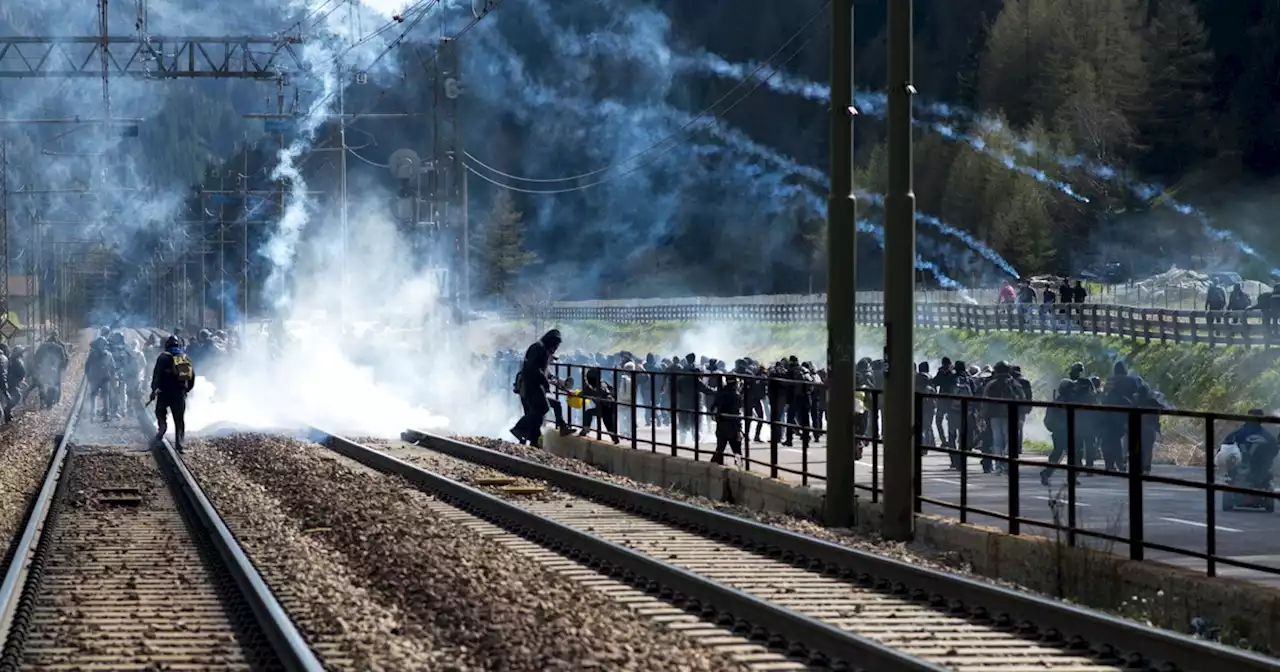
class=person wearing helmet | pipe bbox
[150,335,195,451]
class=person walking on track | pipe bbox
[150,335,195,452]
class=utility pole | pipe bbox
[825,0,857,528]
[431,35,465,307]
[0,142,8,329]
[882,0,917,542]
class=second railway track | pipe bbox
[0,382,322,671]
[309,427,1278,672]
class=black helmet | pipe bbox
[165,335,181,349]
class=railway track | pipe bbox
[0,382,323,670]
[310,427,1277,672]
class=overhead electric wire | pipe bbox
[411,0,508,73]
[464,13,827,194]
[463,0,829,188]
[333,0,508,165]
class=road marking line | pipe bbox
[1159,517,1242,533]
[1032,495,1090,507]
[929,478,963,485]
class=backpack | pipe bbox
[171,354,194,382]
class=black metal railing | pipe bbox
[495,359,1280,579]
[915,393,1280,580]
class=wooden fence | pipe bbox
[536,298,1280,347]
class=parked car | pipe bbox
[1209,271,1244,287]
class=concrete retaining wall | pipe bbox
[543,430,1280,654]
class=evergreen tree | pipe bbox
[471,190,537,299]
[1134,0,1214,176]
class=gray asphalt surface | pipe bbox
[598,424,1280,586]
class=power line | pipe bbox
[464,19,825,194]
[463,0,829,187]
[410,0,507,73]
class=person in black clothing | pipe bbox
[1205,281,1227,312]
[1010,365,1033,456]
[1041,362,1097,484]
[1072,281,1087,304]
[783,356,811,447]
[512,329,569,446]
[931,357,961,452]
[709,375,745,466]
[32,332,68,408]
[1058,279,1073,305]
[735,359,765,442]
[579,367,620,444]
[809,364,827,441]
[981,361,1026,474]
[1099,361,1142,472]
[151,335,195,451]
[915,362,936,448]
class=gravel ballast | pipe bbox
[446,434,973,573]
[185,447,447,670]
[0,349,88,551]
[193,434,754,672]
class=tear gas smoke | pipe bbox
[184,182,515,439]
[169,0,522,438]
[686,53,1275,270]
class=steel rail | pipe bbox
[0,378,86,646]
[137,407,324,672]
[397,428,1278,672]
[308,427,947,672]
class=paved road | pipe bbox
[595,424,1280,586]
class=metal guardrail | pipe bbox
[492,361,1280,580]
[307,428,940,672]
[393,427,1275,672]
[526,299,1280,346]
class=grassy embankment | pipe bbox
[494,320,1280,463]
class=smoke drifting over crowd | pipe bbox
[8,0,1276,440]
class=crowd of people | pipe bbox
[492,329,1195,480]
[77,326,234,451]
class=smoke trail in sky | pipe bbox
[263,0,435,309]
[857,219,961,288]
[684,52,1278,267]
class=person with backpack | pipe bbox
[150,335,195,452]
[981,361,1027,475]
